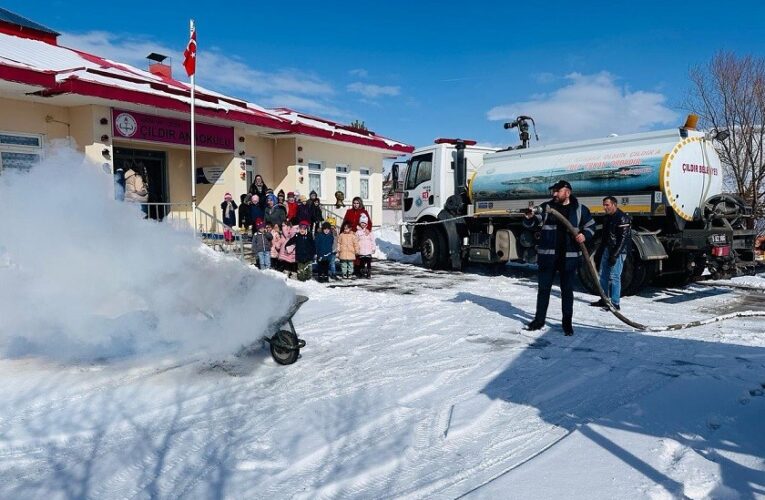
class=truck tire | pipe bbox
[421,227,447,270]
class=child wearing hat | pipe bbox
[249,195,265,235]
[356,214,376,278]
[286,191,298,221]
[252,220,273,269]
[285,220,316,281]
[221,193,238,242]
[314,221,335,282]
[270,223,283,271]
[337,221,359,279]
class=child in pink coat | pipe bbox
[277,219,298,277]
[270,223,282,271]
[355,214,376,278]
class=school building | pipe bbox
[0,8,413,225]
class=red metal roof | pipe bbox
[0,29,413,153]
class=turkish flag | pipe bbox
[183,20,196,77]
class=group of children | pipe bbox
[221,182,376,281]
[251,213,376,282]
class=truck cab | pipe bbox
[400,142,496,255]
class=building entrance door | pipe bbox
[114,147,168,219]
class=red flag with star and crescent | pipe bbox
[183,20,196,77]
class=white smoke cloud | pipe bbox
[0,143,295,362]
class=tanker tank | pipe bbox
[470,128,723,221]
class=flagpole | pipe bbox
[189,19,197,237]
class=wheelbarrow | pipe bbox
[262,295,308,365]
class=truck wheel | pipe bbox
[577,242,646,296]
[421,228,447,269]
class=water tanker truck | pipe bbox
[399,116,758,294]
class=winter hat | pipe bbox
[287,191,295,198]
[294,190,301,198]
[256,220,265,229]
[310,190,318,198]
[299,195,307,202]
[251,194,260,203]
[267,194,277,204]
[326,216,337,226]
[299,220,310,228]
[224,192,232,200]
[359,214,369,225]
[240,193,249,203]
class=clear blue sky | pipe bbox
[6,1,765,151]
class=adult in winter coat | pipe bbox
[264,194,287,227]
[285,221,316,281]
[124,167,149,211]
[591,196,632,311]
[220,193,238,227]
[523,180,595,336]
[342,197,372,230]
[238,194,252,231]
[248,175,269,209]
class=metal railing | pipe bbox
[138,202,246,260]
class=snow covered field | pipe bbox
[1,152,764,499]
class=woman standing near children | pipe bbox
[276,219,297,277]
[337,222,359,279]
[285,220,316,282]
[356,214,376,278]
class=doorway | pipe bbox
[114,147,168,220]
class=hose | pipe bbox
[544,206,765,332]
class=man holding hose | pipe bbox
[524,180,596,336]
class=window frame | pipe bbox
[0,131,44,174]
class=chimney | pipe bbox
[147,53,171,78]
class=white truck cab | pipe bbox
[400,141,496,254]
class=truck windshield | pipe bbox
[405,153,433,190]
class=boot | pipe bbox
[562,320,574,336]
[524,319,545,331]
[590,299,606,307]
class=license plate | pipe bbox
[711,234,727,244]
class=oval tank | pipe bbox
[470,128,723,221]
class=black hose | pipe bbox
[544,207,765,332]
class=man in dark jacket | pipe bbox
[591,196,632,310]
[238,194,252,233]
[524,180,596,336]
[285,220,316,281]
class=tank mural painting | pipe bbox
[472,156,664,200]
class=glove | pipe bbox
[608,255,618,267]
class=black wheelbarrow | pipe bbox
[262,295,308,365]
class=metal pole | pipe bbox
[190,19,197,237]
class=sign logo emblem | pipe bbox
[115,113,138,137]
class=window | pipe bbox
[404,153,433,190]
[0,132,43,175]
[336,175,347,198]
[359,167,370,200]
[336,164,349,174]
[308,161,322,171]
[309,173,322,196]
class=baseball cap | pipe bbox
[548,180,572,192]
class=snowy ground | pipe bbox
[1,243,764,499]
[1,158,764,500]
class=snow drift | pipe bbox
[0,143,294,361]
